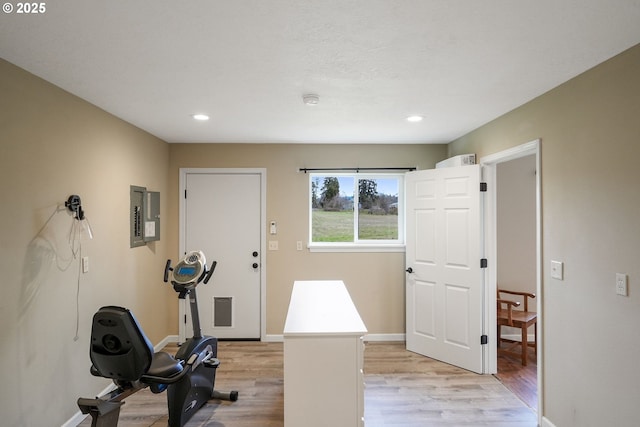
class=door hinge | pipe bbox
[481,335,488,345]
[184,314,187,324]
[480,258,488,268]
[184,189,187,199]
[480,182,487,192]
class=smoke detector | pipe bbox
[302,94,319,106]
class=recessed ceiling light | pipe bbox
[406,115,424,122]
[192,114,210,121]
[302,94,319,106]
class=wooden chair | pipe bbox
[497,289,537,366]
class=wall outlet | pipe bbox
[296,241,303,251]
[616,273,628,296]
[550,260,563,280]
[268,240,279,251]
[82,256,89,273]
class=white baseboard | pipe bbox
[500,333,536,343]
[61,412,87,427]
[541,416,557,427]
[365,333,405,342]
[155,334,180,350]
[263,334,284,342]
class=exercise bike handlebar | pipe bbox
[163,259,173,283]
[203,261,217,284]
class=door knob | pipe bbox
[252,263,259,269]
[405,267,413,273]
[252,251,259,257]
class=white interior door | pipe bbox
[181,170,263,339]
[405,165,484,373]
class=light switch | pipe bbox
[550,260,563,280]
[269,240,278,250]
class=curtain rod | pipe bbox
[299,167,416,173]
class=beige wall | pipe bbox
[497,155,536,295]
[168,143,448,337]
[0,59,171,426]
[449,44,640,426]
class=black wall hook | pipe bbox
[65,195,85,220]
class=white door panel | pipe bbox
[415,210,436,262]
[413,280,436,338]
[444,284,470,347]
[406,165,484,373]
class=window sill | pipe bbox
[308,243,406,253]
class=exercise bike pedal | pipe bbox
[212,390,239,401]
[203,357,220,368]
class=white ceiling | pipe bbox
[1,1,639,144]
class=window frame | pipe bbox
[308,172,406,253]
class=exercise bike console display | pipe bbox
[164,250,216,295]
[172,251,206,284]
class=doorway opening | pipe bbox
[481,139,541,417]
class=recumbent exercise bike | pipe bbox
[77,251,238,427]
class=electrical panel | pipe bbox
[130,185,160,247]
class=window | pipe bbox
[309,173,404,252]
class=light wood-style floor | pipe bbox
[79,341,537,427]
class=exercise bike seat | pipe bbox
[147,352,183,378]
[89,306,183,385]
